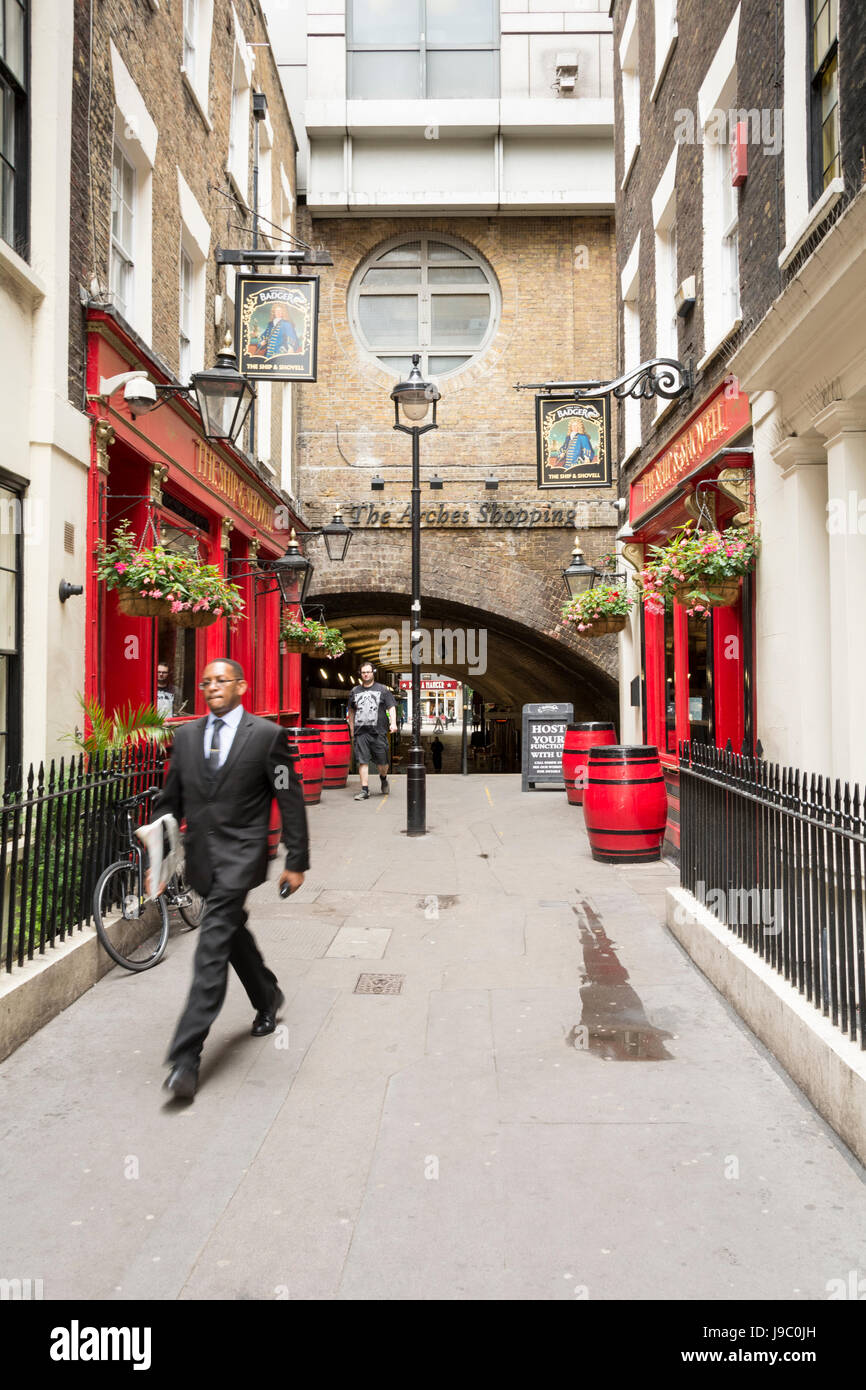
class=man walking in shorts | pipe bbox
[347,663,397,801]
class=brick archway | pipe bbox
[306,528,620,720]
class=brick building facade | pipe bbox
[267,0,623,723]
[70,0,308,728]
[610,0,866,848]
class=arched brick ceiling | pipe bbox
[310,590,619,721]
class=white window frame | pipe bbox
[256,381,272,470]
[281,380,294,498]
[619,0,640,188]
[348,232,500,381]
[179,241,193,382]
[620,234,641,462]
[109,43,157,340]
[226,9,253,204]
[177,168,210,377]
[110,141,136,321]
[181,0,213,126]
[698,13,743,362]
[258,112,273,232]
[651,0,678,100]
[652,147,678,408]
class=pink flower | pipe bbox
[214,607,224,617]
[114,562,128,574]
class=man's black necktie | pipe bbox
[208,718,225,777]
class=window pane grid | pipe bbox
[348,0,498,97]
[0,0,26,89]
[353,235,497,377]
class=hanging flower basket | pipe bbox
[561,581,633,639]
[96,519,245,630]
[281,636,319,655]
[638,523,759,617]
[116,587,172,619]
[280,616,346,658]
[673,577,741,608]
[171,608,221,629]
[578,614,628,637]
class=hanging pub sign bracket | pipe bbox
[514,358,694,403]
[215,246,334,267]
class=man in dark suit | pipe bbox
[152,658,309,1101]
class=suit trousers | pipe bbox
[167,875,278,1067]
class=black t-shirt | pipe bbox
[347,682,396,736]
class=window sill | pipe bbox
[225,165,250,211]
[181,67,212,133]
[778,177,845,270]
[0,239,46,304]
[696,316,742,371]
[650,30,678,103]
[620,140,640,192]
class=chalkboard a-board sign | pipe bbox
[522,703,573,791]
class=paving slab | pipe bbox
[0,772,864,1302]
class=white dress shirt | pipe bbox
[203,703,245,767]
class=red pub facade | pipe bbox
[85,309,303,731]
[624,379,756,854]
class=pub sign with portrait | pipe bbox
[535,396,611,489]
[236,275,319,381]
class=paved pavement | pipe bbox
[1,773,865,1301]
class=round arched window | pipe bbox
[349,235,499,379]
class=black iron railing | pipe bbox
[0,746,166,974]
[679,741,866,1048]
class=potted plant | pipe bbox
[638,522,759,617]
[561,582,633,637]
[96,520,245,628]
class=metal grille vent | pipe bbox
[64,523,75,555]
[354,974,404,995]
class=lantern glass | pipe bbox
[391,352,440,426]
[190,338,256,444]
[563,546,596,598]
[321,513,352,563]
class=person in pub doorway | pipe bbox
[150,658,309,1100]
[347,662,397,801]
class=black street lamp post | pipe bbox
[391,354,440,837]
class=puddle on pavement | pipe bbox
[569,899,674,1061]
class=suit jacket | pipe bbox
[154,711,309,898]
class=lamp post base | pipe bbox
[406,745,426,836]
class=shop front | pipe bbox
[85,309,304,730]
[626,380,756,854]
[400,676,462,727]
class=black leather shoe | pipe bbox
[251,988,285,1037]
[164,1063,198,1100]
[380,776,389,794]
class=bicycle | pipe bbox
[93,787,205,971]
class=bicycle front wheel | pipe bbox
[93,860,170,971]
[176,875,205,929]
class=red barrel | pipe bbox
[562,722,617,805]
[286,727,324,805]
[308,718,352,789]
[582,745,668,863]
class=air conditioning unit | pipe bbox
[555,52,579,94]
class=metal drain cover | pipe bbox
[355,973,404,995]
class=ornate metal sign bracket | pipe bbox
[514,358,694,403]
